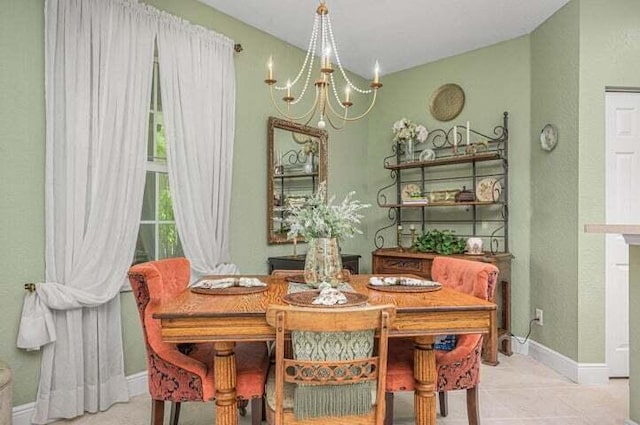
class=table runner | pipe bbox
[286,282,373,419]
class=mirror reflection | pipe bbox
[267,117,327,244]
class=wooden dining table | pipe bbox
[153,274,496,425]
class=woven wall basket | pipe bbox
[429,83,465,122]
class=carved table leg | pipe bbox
[413,335,437,425]
[214,341,238,425]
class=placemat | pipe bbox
[365,282,441,293]
[190,286,268,295]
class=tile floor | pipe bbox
[53,353,629,425]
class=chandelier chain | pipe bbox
[326,15,373,94]
[275,15,320,91]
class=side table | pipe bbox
[267,254,361,274]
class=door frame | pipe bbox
[604,88,640,377]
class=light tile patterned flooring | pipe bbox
[53,354,629,425]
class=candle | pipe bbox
[324,47,332,69]
[453,125,458,146]
[345,86,351,103]
[267,56,273,80]
[466,121,470,145]
[374,61,380,84]
[409,224,415,231]
[286,79,291,98]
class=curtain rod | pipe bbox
[234,43,243,53]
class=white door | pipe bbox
[605,91,640,377]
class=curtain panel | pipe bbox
[17,1,239,422]
[18,0,155,422]
[157,16,239,279]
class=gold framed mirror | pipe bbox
[267,117,328,244]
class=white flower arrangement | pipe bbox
[282,182,370,241]
[392,118,429,144]
[303,140,318,155]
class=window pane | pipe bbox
[155,122,167,162]
[158,173,174,221]
[133,224,155,264]
[147,113,154,161]
[159,224,183,259]
[157,76,162,112]
[141,171,156,221]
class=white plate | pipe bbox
[475,178,502,202]
[401,184,422,201]
[419,149,436,161]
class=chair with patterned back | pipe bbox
[265,304,396,425]
[128,258,270,425]
[384,256,498,425]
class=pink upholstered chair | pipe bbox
[384,256,498,425]
[128,258,270,425]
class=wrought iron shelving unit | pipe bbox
[374,112,510,254]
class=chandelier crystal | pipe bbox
[264,0,382,130]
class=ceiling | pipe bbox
[198,0,569,78]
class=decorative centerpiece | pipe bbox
[392,118,429,162]
[282,182,369,287]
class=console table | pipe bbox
[267,254,361,274]
[372,248,512,364]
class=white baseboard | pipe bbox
[509,335,530,355]
[527,339,609,385]
[12,371,148,425]
[625,420,639,425]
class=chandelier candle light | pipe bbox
[264,1,383,130]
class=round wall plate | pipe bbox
[540,123,558,152]
[429,84,465,122]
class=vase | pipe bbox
[404,139,415,162]
[304,238,343,288]
[304,153,314,174]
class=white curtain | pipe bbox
[16,0,156,422]
[156,16,238,278]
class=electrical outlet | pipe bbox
[535,308,543,326]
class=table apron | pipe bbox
[159,310,491,343]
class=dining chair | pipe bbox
[384,256,498,425]
[265,304,396,425]
[128,258,270,425]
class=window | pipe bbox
[133,59,183,264]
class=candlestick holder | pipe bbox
[397,228,405,252]
[410,228,417,251]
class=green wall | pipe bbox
[0,0,47,407]
[577,0,640,364]
[366,36,532,336]
[529,1,581,360]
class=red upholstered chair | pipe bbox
[384,256,498,425]
[128,258,270,425]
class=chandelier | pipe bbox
[264,1,382,130]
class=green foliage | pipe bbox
[282,182,370,241]
[414,229,467,255]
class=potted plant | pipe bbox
[414,229,467,255]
